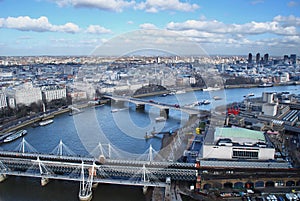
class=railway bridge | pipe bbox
[200,175,300,190]
[0,146,197,201]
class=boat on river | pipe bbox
[202,87,221,91]
[111,108,128,113]
[198,100,211,105]
[155,116,166,122]
[213,96,222,100]
[258,83,273,87]
[0,131,15,143]
[4,130,27,143]
[39,119,54,126]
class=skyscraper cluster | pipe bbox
[248,53,269,65]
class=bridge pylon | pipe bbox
[36,157,52,186]
[51,139,76,156]
[148,144,154,163]
[142,164,149,194]
[160,108,169,119]
[15,138,37,154]
[78,161,94,201]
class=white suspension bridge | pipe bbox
[0,138,198,201]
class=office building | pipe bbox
[256,53,260,64]
[41,85,67,102]
[248,53,252,64]
[15,82,42,106]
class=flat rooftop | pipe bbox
[214,127,266,144]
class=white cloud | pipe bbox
[51,0,199,12]
[51,0,135,12]
[273,15,300,27]
[0,16,80,33]
[166,18,297,36]
[163,16,300,55]
[139,23,157,29]
[86,25,112,34]
[135,0,199,12]
[250,0,264,5]
[0,18,4,27]
[54,22,80,33]
[287,1,298,7]
[127,21,134,24]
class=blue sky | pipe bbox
[0,0,299,56]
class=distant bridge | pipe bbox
[104,94,210,117]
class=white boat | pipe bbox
[258,83,273,87]
[4,130,27,143]
[203,87,221,91]
[175,90,186,94]
[244,93,255,98]
[155,117,166,122]
[39,119,54,126]
[111,108,128,113]
[213,96,222,100]
[0,131,15,142]
[200,100,211,105]
[111,109,119,113]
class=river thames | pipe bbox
[0,85,299,201]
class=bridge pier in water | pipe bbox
[136,104,145,111]
[160,108,169,119]
[0,161,7,182]
[0,174,7,182]
[37,157,50,186]
[78,161,95,201]
[164,177,171,201]
[112,99,125,107]
[188,113,198,120]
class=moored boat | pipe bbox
[39,119,54,126]
[0,131,15,143]
[175,90,186,94]
[258,83,273,87]
[4,130,27,143]
[202,87,221,91]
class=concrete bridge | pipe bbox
[104,94,210,118]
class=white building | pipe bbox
[280,72,289,82]
[15,82,42,106]
[262,92,275,103]
[202,127,275,160]
[41,85,67,102]
[0,92,7,109]
[8,97,15,108]
[262,103,278,116]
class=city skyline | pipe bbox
[0,0,300,56]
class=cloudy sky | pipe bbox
[0,0,299,56]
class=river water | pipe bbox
[0,85,299,201]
